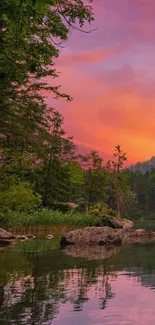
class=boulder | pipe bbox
[60,226,122,246]
[106,218,134,230]
[61,226,155,247]
[0,228,16,246]
[16,235,28,241]
[122,228,155,243]
[63,244,121,260]
[26,234,36,240]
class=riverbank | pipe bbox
[2,208,155,240]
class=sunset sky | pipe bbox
[47,0,155,164]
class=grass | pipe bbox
[8,225,75,236]
[5,208,102,229]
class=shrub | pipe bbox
[89,203,115,216]
[0,181,41,216]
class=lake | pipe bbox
[1,223,155,325]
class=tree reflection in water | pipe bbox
[0,243,117,325]
[0,269,115,324]
[2,240,155,324]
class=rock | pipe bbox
[61,226,155,247]
[122,228,155,243]
[65,202,78,209]
[60,227,122,246]
[16,235,28,241]
[26,234,36,240]
[63,244,121,260]
[122,220,134,230]
[106,218,134,229]
[17,234,36,240]
[46,234,53,239]
[0,228,15,240]
[0,228,16,246]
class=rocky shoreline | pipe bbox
[60,226,155,246]
[60,224,155,260]
[1,221,155,249]
[0,228,36,246]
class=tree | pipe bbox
[128,169,155,219]
[107,145,128,219]
[31,108,77,206]
[66,161,84,203]
[81,151,109,207]
[0,0,95,212]
[0,0,94,168]
[0,0,94,137]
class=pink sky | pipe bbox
[47,0,155,164]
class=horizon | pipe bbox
[45,0,155,164]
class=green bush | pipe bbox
[0,212,7,227]
[89,203,115,216]
[0,181,41,216]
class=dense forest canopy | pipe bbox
[0,0,155,226]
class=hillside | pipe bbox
[129,157,155,174]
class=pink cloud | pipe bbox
[45,0,155,164]
[57,46,125,66]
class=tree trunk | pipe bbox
[116,197,121,219]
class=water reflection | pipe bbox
[63,244,121,260]
[1,240,155,324]
[0,267,115,324]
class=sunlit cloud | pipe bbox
[47,0,155,163]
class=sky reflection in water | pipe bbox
[0,240,155,325]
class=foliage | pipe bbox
[0,180,41,215]
[81,151,109,206]
[106,145,130,219]
[0,0,94,139]
[0,0,94,216]
[89,203,115,217]
[127,169,155,220]
[5,208,103,228]
[120,188,138,219]
[51,202,77,213]
[0,0,94,84]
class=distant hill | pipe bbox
[129,156,155,174]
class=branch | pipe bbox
[56,3,97,34]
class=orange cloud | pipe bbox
[47,63,155,164]
[45,0,155,165]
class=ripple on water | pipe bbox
[1,239,155,324]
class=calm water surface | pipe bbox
[1,228,155,324]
